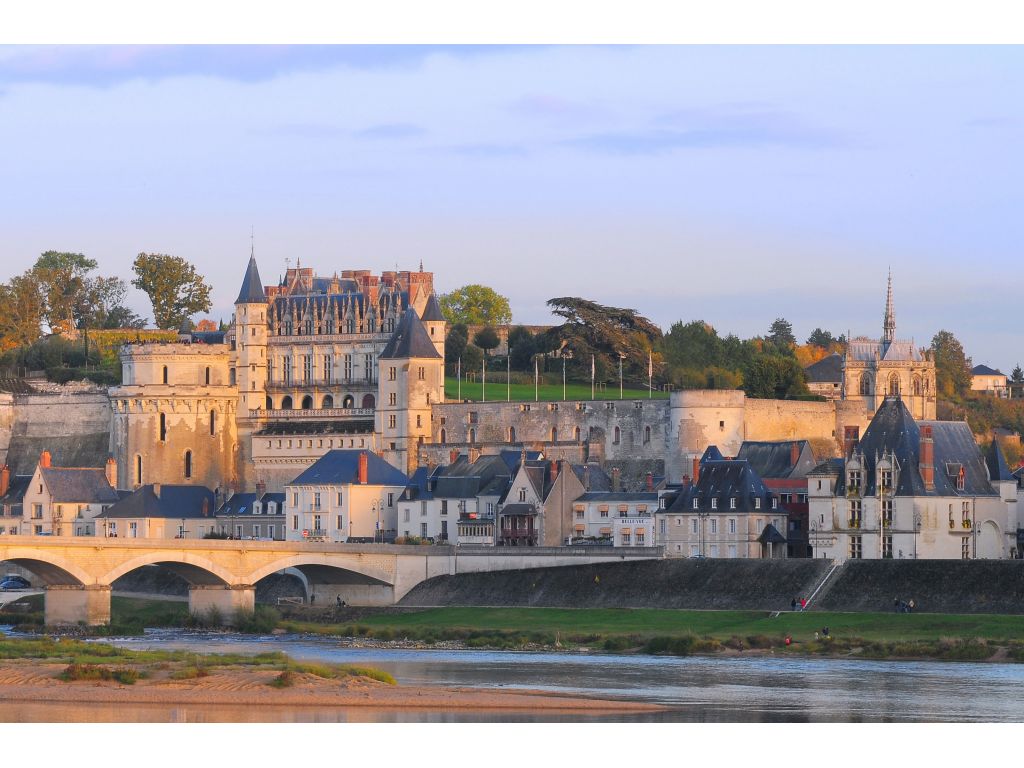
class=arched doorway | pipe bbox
[978,521,1002,559]
[322,395,334,408]
[362,394,375,409]
[281,396,293,410]
[301,395,313,409]
[342,394,354,408]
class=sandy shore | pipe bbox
[0,660,661,712]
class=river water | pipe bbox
[1,628,1020,723]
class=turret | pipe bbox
[234,253,268,416]
[420,293,446,359]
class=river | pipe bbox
[0,628,1019,723]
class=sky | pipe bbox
[0,45,1020,370]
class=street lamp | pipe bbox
[618,352,626,400]
[562,350,573,401]
[913,510,921,560]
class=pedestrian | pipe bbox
[784,635,792,646]
[336,595,342,608]
[822,627,830,638]
[800,597,807,611]
[310,593,315,605]
[791,597,797,611]
[908,599,915,613]
[814,631,819,641]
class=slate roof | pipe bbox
[0,475,32,508]
[379,308,441,360]
[41,467,119,504]
[236,255,267,304]
[96,485,217,519]
[758,522,787,545]
[433,454,513,499]
[804,353,843,383]
[575,491,659,503]
[401,466,439,502]
[736,440,817,480]
[215,492,286,517]
[288,450,409,487]
[832,396,996,498]
[499,503,537,516]
[569,463,612,492]
[497,449,543,471]
[420,293,445,322]
[666,460,776,514]
[972,364,1004,377]
[700,445,726,463]
[985,440,1015,482]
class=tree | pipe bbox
[0,272,45,352]
[743,354,810,399]
[439,285,512,326]
[472,326,500,358]
[445,324,468,376]
[931,330,972,399]
[767,318,796,349]
[132,253,213,330]
[31,251,98,335]
[1012,365,1023,383]
[507,326,537,371]
[806,328,834,348]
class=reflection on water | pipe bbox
[3,627,1024,722]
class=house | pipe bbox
[807,396,1018,560]
[657,455,786,559]
[214,486,286,540]
[282,449,409,542]
[19,451,121,536]
[93,483,217,539]
[804,353,844,401]
[735,440,818,557]
[971,365,1008,397]
[571,490,659,546]
[0,465,31,536]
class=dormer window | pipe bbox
[729,497,736,510]
[253,503,261,515]
[755,498,761,510]
[957,468,965,491]
[772,498,778,509]
[711,498,718,510]
[519,488,527,502]
[880,469,893,489]
[848,470,862,491]
[692,499,698,510]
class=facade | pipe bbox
[808,396,1018,560]
[971,365,1008,397]
[657,457,786,559]
[0,467,31,536]
[282,450,409,542]
[571,491,659,544]
[214,490,287,540]
[18,452,120,537]
[93,484,217,539]
[804,354,844,401]
[841,272,936,420]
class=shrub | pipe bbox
[269,670,296,688]
[170,665,211,680]
[60,663,139,685]
[233,606,280,634]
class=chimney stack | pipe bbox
[201,497,209,517]
[449,449,459,466]
[843,426,860,459]
[105,456,117,489]
[0,465,9,497]
[256,480,267,498]
[39,450,51,469]
[919,425,935,490]
[692,456,701,484]
[646,471,654,491]
[549,460,559,483]
[790,442,800,468]
[152,482,161,498]
[358,451,368,484]
[611,467,621,493]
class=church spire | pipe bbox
[883,268,896,343]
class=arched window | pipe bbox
[301,395,313,409]
[342,394,354,408]
[469,428,476,444]
[509,426,516,443]
[204,367,210,386]
[440,429,447,444]
[613,426,620,445]
[162,366,168,385]
[209,410,216,435]
[281,395,293,410]
[322,395,334,408]
[265,396,273,410]
[913,376,922,396]
[574,427,581,442]
[889,374,900,396]
[362,394,375,409]
[135,455,142,486]
[184,450,192,479]
[159,412,167,442]
[644,426,651,444]
[551,427,558,442]
[860,373,872,396]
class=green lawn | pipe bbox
[444,377,668,403]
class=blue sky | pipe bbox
[0,45,1020,369]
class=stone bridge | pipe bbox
[0,538,661,625]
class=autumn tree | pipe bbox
[439,285,512,326]
[31,251,97,335]
[0,273,45,352]
[132,253,213,330]
[931,330,972,399]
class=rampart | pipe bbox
[0,387,112,473]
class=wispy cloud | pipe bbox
[354,123,426,140]
[0,45,530,88]
[567,105,850,154]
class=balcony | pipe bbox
[253,407,375,420]
[846,486,861,498]
[848,519,861,529]
[266,378,376,392]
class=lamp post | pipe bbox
[618,352,626,400]
[913,510,921,560]
[698,508,709,558]
[562,350,573,401]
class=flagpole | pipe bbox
[619,354,623,400]
[457,357,461,402]
[648,351,653,399]
[591,355,595,401]
[507,349,510,402]
[534,356,539,402]
[482,356,486,402]
[562,355,566,401]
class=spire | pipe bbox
[236,254,267,304]
[883,268,896,343]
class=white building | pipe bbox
[19,451,120,536]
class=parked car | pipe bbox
[0,575,31,590]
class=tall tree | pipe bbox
[31,251,98,335]
[806,328,834,348]
[472,326,500,358]
[743,354,810,399]
[439,285,512,326]
[444,324,468,376]
[0,272,45,352]
[931,330,972,399]
[767,317,797,349]
[1012,365,1023,383]
[507,326,537,371]
[131,253,213,330]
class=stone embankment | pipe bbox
[399,558,1024,615]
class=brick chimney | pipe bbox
[256,480,267,498]
[611,467,621,493]
[39,450,51,469]
[449,449,459,466]
[843,426,860,459]
[153,482,161,498]
[105,456,117,489]
[692,456,701,484]
[549,460,559,484]
[790,442,800,468]
[0,465,9,497]
[646,471,654,491]
[358,451,368,484]
[919,425,935,490]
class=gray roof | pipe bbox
[0,475,32,506]
[96,485,216,519]
[736,440,817,479]
[701,445,726,463]
[972,364,1004,377]
[758,522,787,544]
[289,450,409,487]
[379,308,441,360]
[666,460,776,514]
[236,254,267,304]
[575,491,659,503]
[804,353,843,383]
[420,293,445,322]
[41,467,119,504]
[216,492,286,517]
[985,440,1015,482]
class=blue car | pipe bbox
[0,576,31,590]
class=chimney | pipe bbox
[919,425,935,490]
[843,426,860,459]
[201,497,209,517]
[790,442,800,468]
[584,464,591,491]
[152,482,161,498]
[105,456,117,489]
[39,450,51,469]
[358,451,368,484]
[646,471,654,491]
[449,449,459,466]
[692,456,701,484]
[549,460,559,484]
[0,465,9,497]
[611,467,621,493]
[256,480,267,498]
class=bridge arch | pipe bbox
[101,551,237,587]
[246,554,394,588]
[0,551,93,586]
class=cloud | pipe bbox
[509,94,607,121]
[354,123,426,140]
[566,105,850,154]
[436,142,527,157]
[0,44,528,88]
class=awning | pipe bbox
[599,527,612,534]
[574,525,586,533]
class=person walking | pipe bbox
[791,597,798,611]
[800,597,807,611]
[908,599,915,613]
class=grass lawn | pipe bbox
[444,377,668,403]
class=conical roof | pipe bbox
[236,255,266,304]
[380,308,442,359]
[420,293,445,322]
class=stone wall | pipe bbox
[2,389,112,473]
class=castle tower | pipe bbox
[233,253,268,488]
[420,293,446,360]
[377,308,444,474]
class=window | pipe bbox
[860,373,872,395]
[418,366,425,380]
[710,519,718,534]
[32,503,42,519]
[849,535,863,559]
[660,518,666,535]
[755,498,761,510]
[882,500,893,528]
[162,366,168,384]
[519,488,527,502]
[416,415,422,428]
[205,367,210,385]
[268,525,275,539]
[252,524,260,539]
[600,508,609,518]
[962,537,971,559]
[729,497,736,510]
[848,470,862,491]
[883,535,893,558]
[850,500,862,528]
[159,412,167,442]
[389,392,397,406]
[388,366,397,381]
[236,524,243,538]
[336,515,342,530]
[692,499,698,510]
[880,468,893,489]
[388,493,394,507]
[644,426,651,444]
[388,415,396,429]
[135,455,143,485]
[292,515,298,531]
[183,450,192,480]
[324,355,333,382]
[620,531,631,545]
[711,498,718,510]
[313,493,321,510]
[336,492,342,506]
[613,426,620,445]
[469,428,476,444]
[729,519,736,534]
[691,518,698,534]
[210,409,216,435]
[719,420,725,431]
